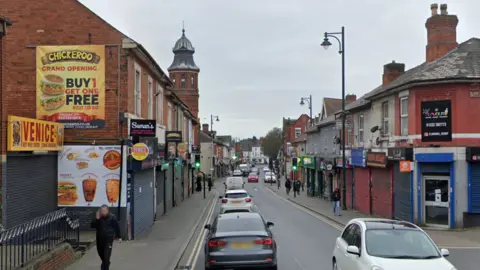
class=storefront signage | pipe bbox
[399,161,411,172]
[131,143,149,161]
[366,152,387,168]
[466,147,480,162]
[387,148,413,161]
[421,100,452,142]
[7,115,64,151]
[57,145,127,207]
[326,164,333,170]
[166,131,182,143]
[177,143,187,158]
[351,148,366,167]
[36,45,106,129]
[129,119,156,137]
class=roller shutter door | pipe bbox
[470,164,480,213]
[343,169,354,209]
[174,163,182,205]
[354,168,370,215]
[133,169,154,237]
[155,167,165,217]
[5,154,57,228]
[394,163,413,221]
[371,167,392,219]
[165,165,174,213]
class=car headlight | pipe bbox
[371,266,384,270]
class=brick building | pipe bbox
[1,0,197,240]
[327,4,480,228]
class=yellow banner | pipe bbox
[36,45,105,129]
[7,116,64,151]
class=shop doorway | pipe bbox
[423,175,449,227]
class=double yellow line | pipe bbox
[185,193,218,269]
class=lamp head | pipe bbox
[321,38,332,50]
[300,99,305,106]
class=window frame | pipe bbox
[148,79,153,119]
[156,85,164,124]
[358,114,364,144]
[294,127,301,138]
[191,74,195,88]
[134,69,141,116]
[381,101,389,135]
[400,97,408,136]
[180,75,186,88]
[167,102,172,130]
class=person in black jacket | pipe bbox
[332,187,341,216]
[91,205,121,270]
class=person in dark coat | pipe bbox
[196,171,203,192]
[294,180,301,195]
[285,178,291,195]
[207,174,213,191]
[91,205,121,270]
[332,187,341,216]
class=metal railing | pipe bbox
[0,209,80,270]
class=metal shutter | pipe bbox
[393,162,413,222]
[354,167,370,215]
[165,165,174,213]
[4,154,57,228]
[133,169,154,237]
[470,164,480,213]
[371,167,392,219]
[155,168,165,216]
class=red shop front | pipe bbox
[366,152,393,219]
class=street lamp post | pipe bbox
[210,114,220,179]
[300,95,313,120]
[321,26,347,210]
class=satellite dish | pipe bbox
[371,126,379,133]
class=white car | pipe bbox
[263,167,270,172]
[232,170,243,177]
[332,218,456,270]
[264,172,277,183]
[220,189,256,213]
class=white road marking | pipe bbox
[186,192,218,267]
[293,255,305,270]
[265,187,343,230]
[187,192,218,269]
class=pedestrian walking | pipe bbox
[91,205,121,270]
[332,187,341,216]
[207,174,213,191]
[285,178,291,196]
[195,172,203,192]
[294,179,301,196]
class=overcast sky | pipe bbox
[80,0,478,139]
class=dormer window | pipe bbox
[181,75,186,88]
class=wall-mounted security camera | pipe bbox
[370,126,379,133]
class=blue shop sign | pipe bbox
[351,148,366,167]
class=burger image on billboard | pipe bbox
[39,74,66,110]
[40,74,65,95]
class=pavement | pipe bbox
[188,167,479,270]
[67,183,220,270]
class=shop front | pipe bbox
[5,116,64,228]
[388,148,414,222]
[322,160,335,199]
[155,162,169,219]
[350,148,367,210]
[166,131,182,209]
[366,151,392,219]
[415,152,455,228]
[299,156,316,196]
[466,147,480,227]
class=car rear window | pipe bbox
[225,192,248,199]
[216,217,265,232]
[223,209,250,213]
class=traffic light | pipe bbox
[292,157,298,171]
[194,154,201,168]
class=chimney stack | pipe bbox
[425,3,458,62]
[346,94,356,104]
[383,61,405,85]
[202,123,209,133]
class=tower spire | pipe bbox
[182,20,185,35]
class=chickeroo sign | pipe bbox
[129,119,156,137]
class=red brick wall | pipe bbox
[396,83,480,147]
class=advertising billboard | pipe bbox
[7,115,64,151]
[36,45,106,129]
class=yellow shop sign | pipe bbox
[7,116,64,151]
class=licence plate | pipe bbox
[232,201,242,204]
[231,242,253,249]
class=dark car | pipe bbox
[204,212,277,270]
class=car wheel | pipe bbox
[332,258,337,270]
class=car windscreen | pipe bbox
[265,172,273,176]
[225,192,248,199]
[249,173,257,176]
[216,217,265,232]
[365,229,441,259]
[251,168,258,171]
